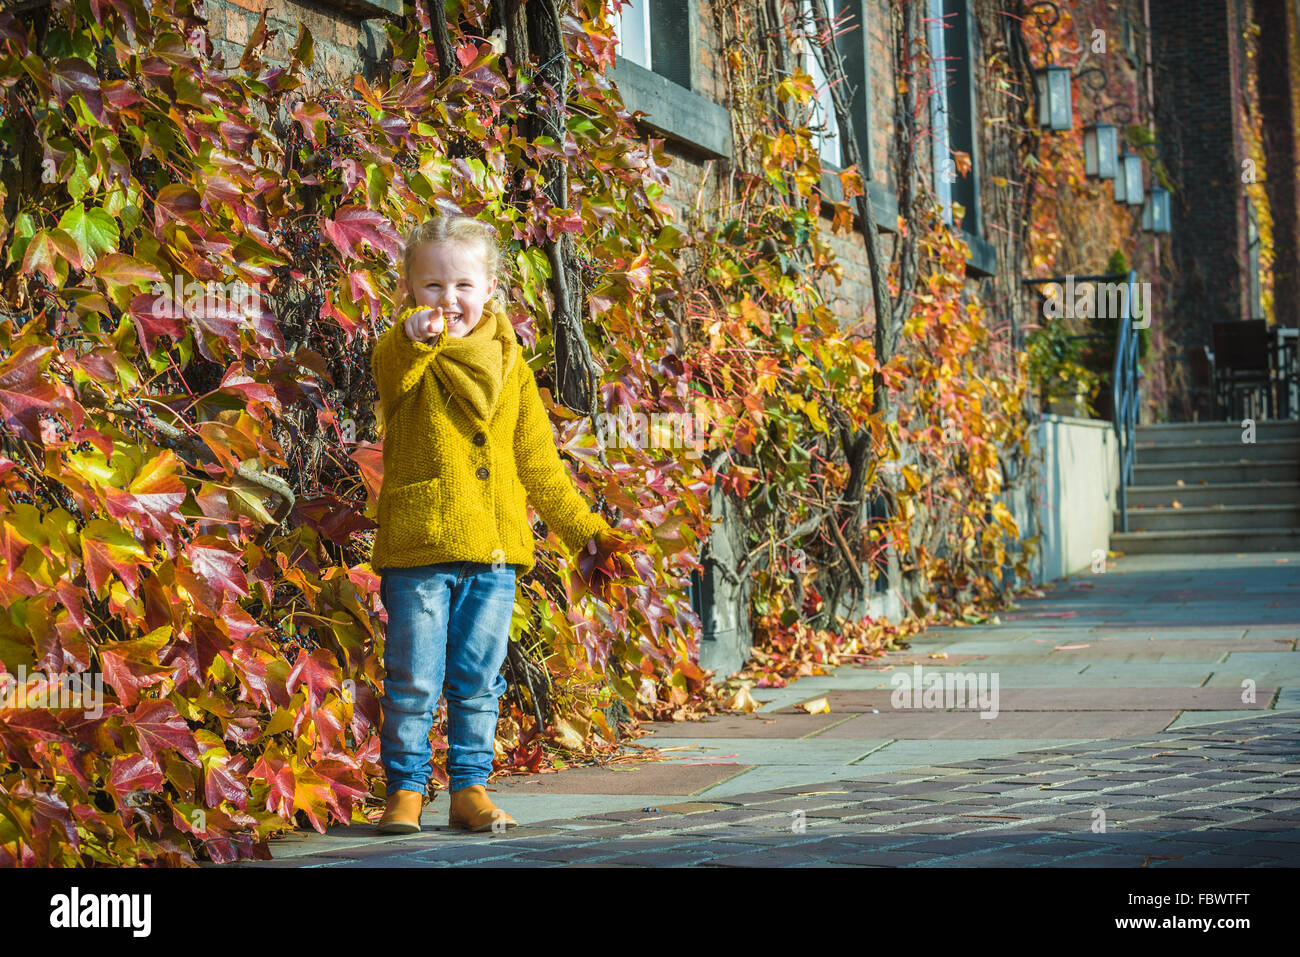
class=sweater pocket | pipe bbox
[381,477,444,556]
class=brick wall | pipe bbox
[206,0,394,87]
[1150,0,1247,355]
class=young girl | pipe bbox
[368,216,634,834]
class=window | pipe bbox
[927,0,981,235]
[610,0,693,91]
[793,0,844,167]
[611,0,652,70]
[607,0,731,158]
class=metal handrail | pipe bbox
[1112,269,1140,532]
[1019,271,1142,531]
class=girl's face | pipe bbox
[405,239,497,338]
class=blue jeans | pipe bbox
[378,561,519,794]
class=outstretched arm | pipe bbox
[370,319,446,427]
[513,359,612,554]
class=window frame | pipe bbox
[927,0,996,275]
[607,0,732,159]
[801,0,896,232]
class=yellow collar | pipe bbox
[429,301,517,422]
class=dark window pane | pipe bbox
[650,0,693,90]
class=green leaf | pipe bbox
[58,204,119,266]
[67,151,92,200]
[293,23,314,67]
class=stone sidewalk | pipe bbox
[226,551,1300,868]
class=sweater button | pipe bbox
[473,432,486,445]
[476,466,489,480]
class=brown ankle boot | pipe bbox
[448,784,516,832]
[377,788,427,834]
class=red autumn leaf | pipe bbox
[130,698,201,766]
[349,441,384,502]
[51,57,105,121]
[154,183,202,232]
[79,518,148,599]
[0,707,67,744]
[250,745,295,818]
[185,539,249,601]
[201,748,251,810]
[293,495,375,545]
[314,759,370,820]
[291,99,331,149]
[129,290,186,352]
[19,230,63,284]
[320,205,403,265]
[108,753,164,805]
[98,650,169,708]
[286,647,341,714]
[0,345,57,443]
[623,250,652,289]
[104,451,188,541]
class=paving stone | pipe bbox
[818,711,1178,740]
[824,849,947,866]
[597,849,720,866]
[511,844,628,864]
[486,762,757,795]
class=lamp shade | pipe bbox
[1142,185,1171,233]
[1084,123,1118,179]
[1120,152,1144,206]
[1035,66,1073,131]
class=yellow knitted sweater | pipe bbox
[368,300,612,575]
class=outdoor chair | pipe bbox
[1212,319,1273,419]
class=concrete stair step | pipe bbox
[1110,527,1300,553]
[1125,481,1300,507]
[1116,503,1300,532]
[1132,438,1300,465]
[1134,421,1300,445]
[1131,460,1299,485]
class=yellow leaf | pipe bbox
[260,706,296,740]
[729,685,760,713]
[553,718,587,750]
[797,696,830,714]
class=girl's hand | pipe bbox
[575,527,640,602]
[403,306,445,342]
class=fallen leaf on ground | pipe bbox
[797,697,830,714]
[729,685,759,713]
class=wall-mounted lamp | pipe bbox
[1035,65,1074,131]
[1084,123,1118,179]
[1112,150,1144,205]
[1082,93,1132,181]
[1026,2,1074,131]
[1142,185,1171,233]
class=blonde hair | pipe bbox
[400,216,506,308]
